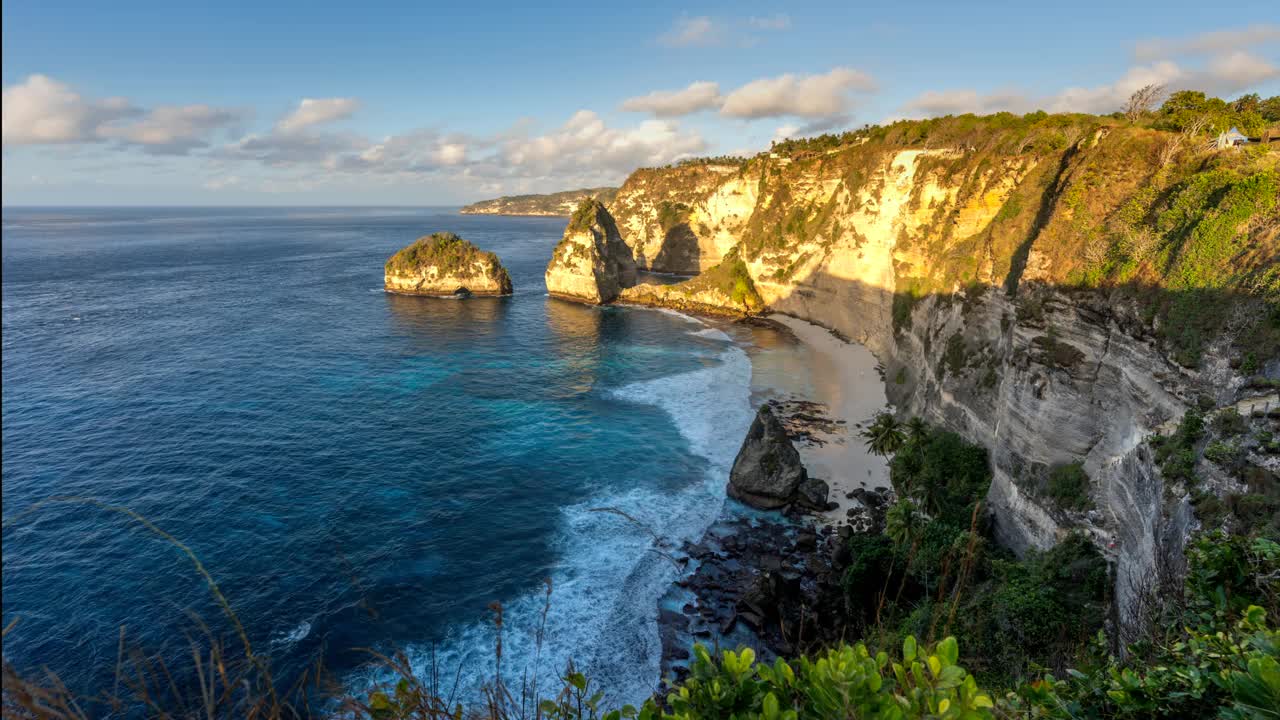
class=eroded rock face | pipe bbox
[544,199,637,304]
[385,232,513,296]
[728,406,816,509]
[610,162,759,274]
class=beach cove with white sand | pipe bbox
[742,313,893,519]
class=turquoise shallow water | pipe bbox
[1,207,754,707]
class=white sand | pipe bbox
[765,314,892,523]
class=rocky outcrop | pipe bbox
[384,232,512,296]
[544,199,638,304]
[728,405,829,510]
[619,249,763,316]
[603,117,1280,632]
[610,161,759,274]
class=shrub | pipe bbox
[1212,408,1248,436]
[657,637,995,720]
[889,427,991,524]
[1047,462,1093,511]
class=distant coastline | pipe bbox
[459,186,617,216]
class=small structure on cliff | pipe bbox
[728,405,829,511]
[544,199,637,304]
[384,232,513,296]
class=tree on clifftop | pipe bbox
[1124,83,1165,122]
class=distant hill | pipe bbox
[459,187,618,216]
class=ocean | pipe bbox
[0,207,755,708]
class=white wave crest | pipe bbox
[374,338,752,708]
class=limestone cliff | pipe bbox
[545,199,638,304]
[385,232,513,296]
[603,116,1280,625]
[610,161,760,274]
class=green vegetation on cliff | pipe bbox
[385,232,511,285]
[676,247,763,310]
[722,92,1280,370]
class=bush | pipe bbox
[657,636,995,720]
[889,427,991,524]
[1047,462,1093,511]
[1212,408,1248,436]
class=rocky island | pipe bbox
[544,199,637,304]
[384,232,513,297]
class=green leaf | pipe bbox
[903,635,918,663]
[763,692,780,720]
[938,636,959,666]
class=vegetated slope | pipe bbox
[459,186,619,216]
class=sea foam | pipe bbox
[384,314,752,707]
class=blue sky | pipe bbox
[3,1,1278,205]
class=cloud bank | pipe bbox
[900,27,1279,118]
[2,74,241,154]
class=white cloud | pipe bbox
[772,124,800,143]
[748,14,790,31]
[901,51,1280,119]
[658,16,721,47]
[2,75,137,145]
[620,81,723,117]
[720,67,877,119]
[1203,51,1280,92]
[493,110,707,179]
[900,26,1280,119]
[275,98,359,133]
[100,105,242,154]
[2,74,239,153]
[1134,24,1280,61]
[327,129,473,173]
[220,130,367,167]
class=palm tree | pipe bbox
[860,412,906,457]
[905,417,929,447]
[885,499,922,548]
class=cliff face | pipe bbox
[611,162,760,274]
[545,199,638,304]
[460,186,618,216]
[385,232,513,296]
[604,118,1279,624]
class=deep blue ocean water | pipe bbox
[1,207,754,707]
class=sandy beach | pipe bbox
[743,314,892,522]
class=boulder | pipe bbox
[795,477,831,511]
[384,232,512,296]
[727,405,808,509]
[544,199,637,304]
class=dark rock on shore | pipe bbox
[728,405,828,511]
[656,515,862,679]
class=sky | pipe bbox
[3,1,1279,206]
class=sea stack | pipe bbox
[728,405,829,511]
[384,232,513,297]
[544,199,637,304]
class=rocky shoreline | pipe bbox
[654,381,893,687]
